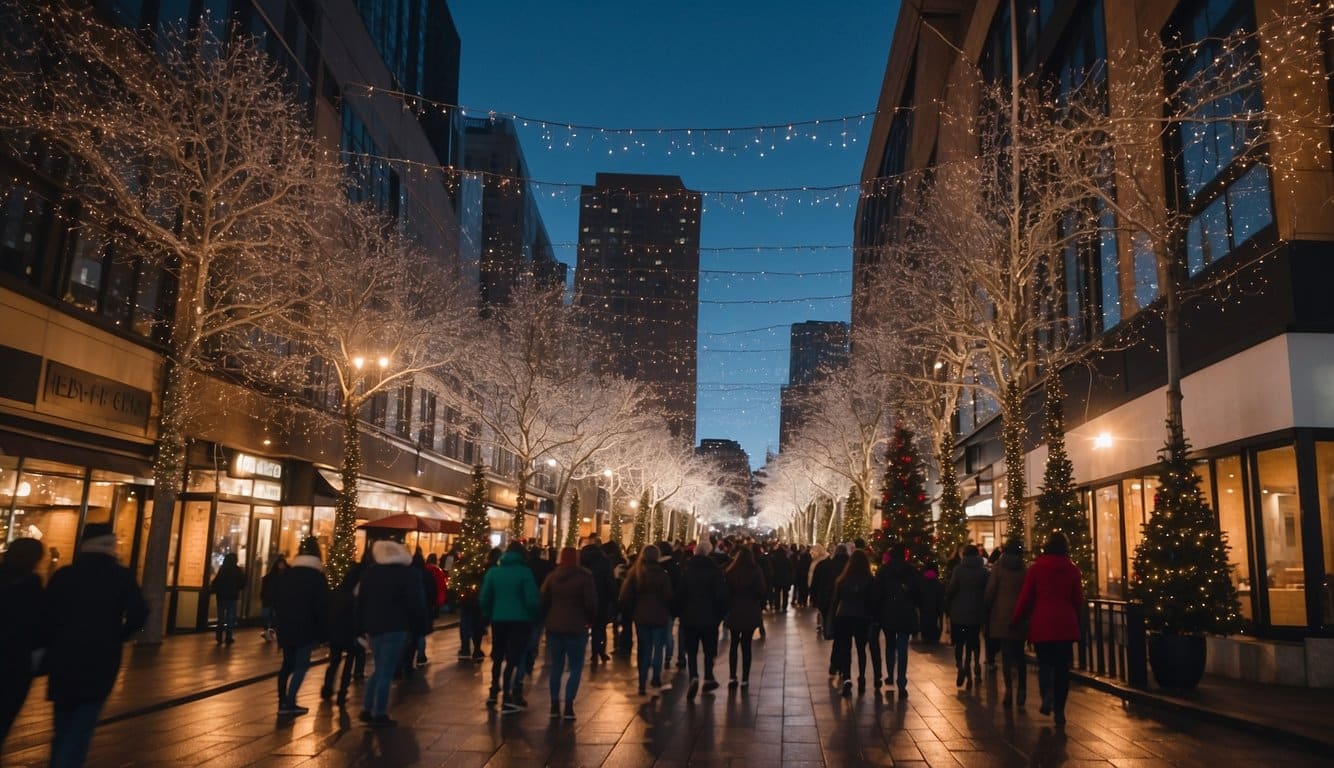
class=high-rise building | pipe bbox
[462,117,564,308]
[575,173,701,443]
[779,321,850,449]
[856,0,1334,669]
[696,438,752,515]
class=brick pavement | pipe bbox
[4,609,1331,766]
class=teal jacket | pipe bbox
[480,551,540,623]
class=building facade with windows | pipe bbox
[0,0,544,634]
[856,0,1334,683]
[575,173,701,444]
[778,320,850,450]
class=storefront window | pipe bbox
[1215,455,1253,620]
[1192,459,1213,510]
[176,500,211,588]
[1256,446,1304,626]
[1312,442,1334,627]
[1095,484,1123,598]
[213,502,250,574]
[186,470,218,493]
[12,460,86,580]
[312,506,336,561]
[1122,478,1152,564]
[0,457,19,545]
[279,506,311,561]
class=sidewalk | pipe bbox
[1070,664,1334,752]
[5,615,458,758]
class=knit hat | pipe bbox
[298,536,322,558]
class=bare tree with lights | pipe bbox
[0,6,337,641]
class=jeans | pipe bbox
[1035,641,1073,716]
[681,624,718,681]
[546,632,587,704]
[278,644,314,707]
[634,623,667,687]
[883,629,911,688]
[728,627,755,681]
[215,599,238,642]
[49,698,103,768]
[459,604,484,655]
[364,630,408,717]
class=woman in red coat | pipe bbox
[1011,532,1084,725]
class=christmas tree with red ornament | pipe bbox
[873,423,934,564]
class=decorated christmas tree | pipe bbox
[564,489,581,548]
[875,423,934,563]
[1130,433,1242,636]
[842,486,867,544]
[934,429,968,573]
[449,464,492,604]
[1032,378,1094,592]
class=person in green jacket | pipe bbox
[480,542,539,713]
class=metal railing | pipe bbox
[1077,598,1147,687]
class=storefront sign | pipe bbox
[253,480,283,502]
[41,361,151,429]
[230,453,283,481]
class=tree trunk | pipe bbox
[1002,379,1026,542]
[138,362,189,644]
[509,473,528,541]
[327,403,362,588]
[1163,258,1185,447]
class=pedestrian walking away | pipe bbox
[208,552,245,645]
[946,544,988,689]
[986,537,1029,708]
[1012,533,1085,725]
[357,539,426,727]
[723,545,766,689]
[830,549,874,697]
[870,543,920,697]
[322,555,364,706]
[541,546,597,720]
[272,537,329,716]
[259,555,287,642]
[0,538,44,755]
[618,545,674,696]
[481,542,540,713]
[917,560,945,644]
[580,537,615,668]
[676,538,728,698]
[41,523,147,768]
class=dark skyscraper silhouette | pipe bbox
[779,320,850,449]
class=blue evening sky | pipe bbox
[450,1,899,469]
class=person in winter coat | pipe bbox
[653,541,683,669]
[358,539,425,727]
[480,542,540,713]
[0,538,43,754]
[946,544,989,688]
[604,541,633,657]
[805,544,828,621]
[209,552,245,645]
[676,538,728,697]
[812,546,847,647]
[580,539,615,667]
[541,547,596,720]
[769,545,795,612]
[272,537,329,716]
[917,561,946,644]
[617,544,674,695]
[870,543,920,697]
[425,554,447,614]
[321,561,361,707]
[42,523,146,768]
[794,545,812,607]
[723,545,766,687]
[409,550,438,670]
[831,549,874,696]
[986,537,1029,707]
[1012,533,1084,725]
[259,555,287,642]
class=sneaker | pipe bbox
[509,693,528,710]
[740,680,749,688]
[502,701,523,714]
[369,715,396,728]
[457,650,471,659]
[563,703,576,720]
[841,681,853,698]
[550,702,561,719]
[471,651,486,662]
[728,679,738,690]
[687,677,700,698]
[702,679,719,693]
[278,705,309,716]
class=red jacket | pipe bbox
[1012,553,1083,643]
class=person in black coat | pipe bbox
[917,561,946,644]
[768,546,795,612]
[259,555,287,642]
[580,539,615,666]
[407,550,438,671]
[272,537,329,715]
[357,539,425,727]
[321,562,361,706]
[654,541,683,669]
[43,523,146,768]
[0,538,43,754]
[870,544,921,696]
[209,552,245,645]
[793,546,812,607]
[675,538,729,696]
[723,546,766,687]
[812,547,847,644]
[830,549,874,697]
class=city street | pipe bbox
[5,609,1329,767]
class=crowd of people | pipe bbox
[0,522,1087,765]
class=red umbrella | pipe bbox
[357,514,461,535]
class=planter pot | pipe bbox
[1147,633,1207,690]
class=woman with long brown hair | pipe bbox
[830,549,874,697]
[724,545,767,688]
[618,545,674,695]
